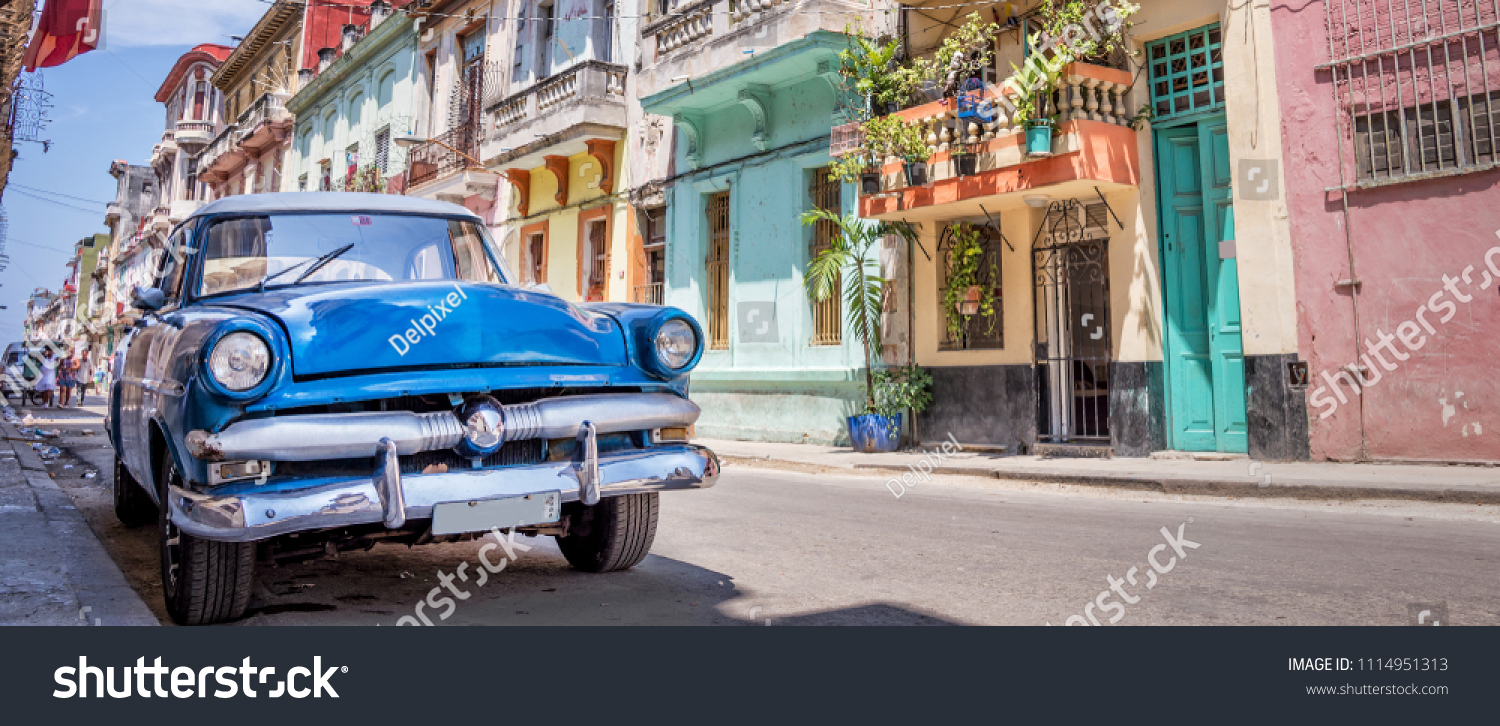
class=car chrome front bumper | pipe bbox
[167,443,719,542]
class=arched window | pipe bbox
[191,68,208,121]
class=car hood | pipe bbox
[215,281,627,378]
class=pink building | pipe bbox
[1270,0,1500,463]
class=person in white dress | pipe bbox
[34,348,58,408]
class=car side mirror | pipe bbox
[132,287,166,312]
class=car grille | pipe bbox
[400,438,545,474]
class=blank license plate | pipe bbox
[431,491,561,536]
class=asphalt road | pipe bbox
[28,405,1500,626]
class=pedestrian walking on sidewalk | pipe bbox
[76,357,95,406]
[57,355,77,408]
[34,348,57,408]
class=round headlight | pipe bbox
[654,319,697,370]
[208,332,271,392]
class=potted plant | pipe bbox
[838,29,918,118]
[1008,59,1066,157]
[942,222,998,340]
[1032,0,1139,68]
[913,13,1001,99]
[888,117,931,187]
[863,365,934,450]
[951,135,978,177]
[800,208,918,451]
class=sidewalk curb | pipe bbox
[0,420,160,626]
[726,455,1494,504]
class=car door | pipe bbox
[120,226,191,489]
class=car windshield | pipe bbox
[197,213,506,296]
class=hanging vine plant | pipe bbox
[942,223,998,340]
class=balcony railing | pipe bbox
[633,283,664,305]
[237,92,291,134]
[407,124,482,189]
[173,120,215,147]
[198,123,241,174]
[489,61,627,132]
[650,0,716,56]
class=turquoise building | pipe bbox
[283,10,418,192]
[637,22,893,445]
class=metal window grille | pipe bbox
[636,208,666,304]
[808,168,843,346]
[938,223,1004,351]
[526,233,546,284]
[586,220,609,300]
[298,174,308,192]
[1322,0,1500,186]
[705,192,731,350]
[1147,25,1225,122]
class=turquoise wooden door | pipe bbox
[1155,118,1247,453]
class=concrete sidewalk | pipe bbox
[700,438,1500,503]
[0,405,157,626]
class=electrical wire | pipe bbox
[9,184,112,206]
[7,188,104,214]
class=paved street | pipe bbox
[10,403,1498,626]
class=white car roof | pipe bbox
[190,193,482,221]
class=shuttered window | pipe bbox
[808,167,842,346]
[375,128,391,173]
[1354,91,1500,181]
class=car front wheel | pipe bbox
[555,492,659,573]
[158,457,255,625]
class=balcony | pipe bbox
[484,61,628,176]
[149,206,172,233]
[197,123,245,183]
[637,0,864,100]
[858,63,1140,221]
[406,125,496,203]
[174,120,215,148]
[168,199,205,223]
[235,92,292,154]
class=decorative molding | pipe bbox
[584,139,616,195]
[814,58,852,124]
[543,155,571,206]
[673,111,704,170]
[737,83,772,151]
[502,168,530,217]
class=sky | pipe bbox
[1,0,269,342]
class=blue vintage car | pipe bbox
[108,193,717,624]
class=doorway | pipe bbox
[1034,200,1112,443]
[1154,117,1247,453]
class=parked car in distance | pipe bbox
[3,342,43,402]
[110,193,718,625]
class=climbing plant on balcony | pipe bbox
[837,26,924,118]
[1031,0,1140,66]
[910,13,1001,98]
[828,113,929,185]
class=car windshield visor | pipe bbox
[198,213,504,297]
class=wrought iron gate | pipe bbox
[1033,200,1112,442]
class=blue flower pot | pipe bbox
[1026,120,1054,156]
[847,413,903,453]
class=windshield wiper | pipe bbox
[293,243,355,284]
[254,243,356,292]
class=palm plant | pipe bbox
[800,208,914,411]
